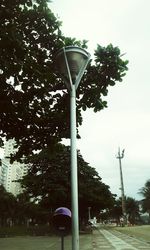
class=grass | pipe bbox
[0,234,92,250]
[114,225,150,243]
[0,236,61,250]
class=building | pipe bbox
[0,139,28,196]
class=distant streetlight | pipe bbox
[88,207,91,221]
[116,148,126,223]
[55,46,91,250]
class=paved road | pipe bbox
[0,229,150,249]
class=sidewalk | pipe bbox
[61,233,93,250]
[80,233,93,250]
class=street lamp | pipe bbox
[116,148,126,224]
[88,207,91,221]
[55,46,91,250]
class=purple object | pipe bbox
[54,207,71,218]
[53,207,71,235]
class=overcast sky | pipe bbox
[50,0,150,200]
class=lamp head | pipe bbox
[55,46,90,90]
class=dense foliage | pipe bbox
[0,185,17,226]
[21,144,115,219]
[126,197,140,224]
[108,196,140,225]
[0,0,129,224]
[139,180,150,218]
[0,185,49,227]
[0,0,128,160]
[0,142,116,224]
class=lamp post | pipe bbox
[116,148,126,224]
[55,46,91,250]
[88,207,91,221]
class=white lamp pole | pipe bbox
[55,46,90,250]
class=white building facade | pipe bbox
[0,139,28,196]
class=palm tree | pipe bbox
[139,180,150,221]
[126,197,140,225]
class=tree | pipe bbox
[77,151,115,219]
[109,198,122,224]
[139,180,150,219]
[109,196,140,225]
[16,192,47,225]
[0,0,128,160]
[20,144,115,219]
[0,185,17,226]
[126,197,140,225]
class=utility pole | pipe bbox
[116,148,126,224]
